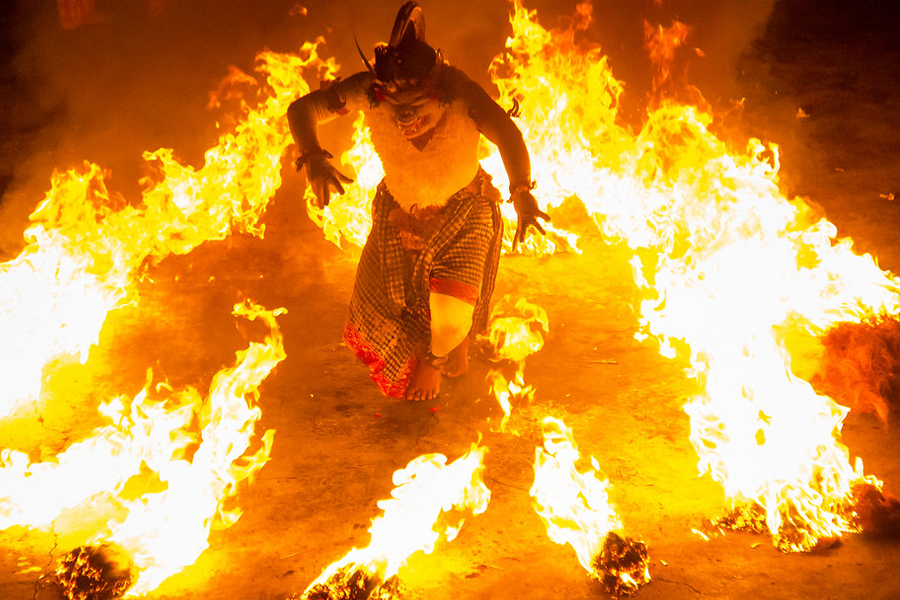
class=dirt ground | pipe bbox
[2,1,900,599]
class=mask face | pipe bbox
[378,88,445,139]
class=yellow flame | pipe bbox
[300,444,490,597]
[531,417,624,572]
[491,2,897,549]
[0,42,331,418]
[480,296,549,432]
[307,111,383,249]
[0,300,284,595]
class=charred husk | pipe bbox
[298,566,402,600]
[591,532,650,596]
[49,544,135,600]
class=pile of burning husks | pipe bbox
[531,417,651,595]
[296,566,401,600]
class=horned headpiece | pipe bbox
[362,2,443,94]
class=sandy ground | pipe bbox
[2,1,900,599]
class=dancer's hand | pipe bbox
[511,189,550,251]
[305,154,353,208]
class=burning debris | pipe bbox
[49,544,135,600]
[531,417,650,595]
[296,444,491,600]
[479,296,549,432]
[298,566,401,600]
[591,532,650,596]
[701,475,900,550]
[710,503,769,537]
[0,300,284,595]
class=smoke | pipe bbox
[0,0,775,257]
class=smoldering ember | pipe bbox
[1,1,900,599]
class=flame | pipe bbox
[2,9,898,600]
[298,444,490,599]
[0,42,332,418]
[307,111,383,249]
[480,296,549,432]
[1,300,284,595]
[488,2,898,550]
[531,417,649,594]
[644,20,694,106]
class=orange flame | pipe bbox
[532,417,649,592]
[298,443,490,598]
[480,296,549,432]
[644,20,693,105]
[531,417,623,569]
[0,42,332,418]
[0,300,284,595]
[489,2,898,550]
[307,111,383,249]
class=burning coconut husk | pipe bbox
[590,532,650,596]
[48,544,136,600]
[813,316,900,425]
[531,417,650,595]
[709,501,851,552]
[297,566,401,600]
[710,503,769,537]
[296,445,490,600]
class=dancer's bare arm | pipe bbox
[448,67,550,250]
[287,72,372,207]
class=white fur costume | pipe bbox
[366,100,481,211]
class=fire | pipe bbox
[2,4,899,599]
[0,42,332,419]
[285,0,900,552]
[480,296,549,432]
[486,1,898,550]
[531,417,649,595]
[297,444,491,600]
[307,111,383,249]
[1,300,284,596]
[644,20,695,107]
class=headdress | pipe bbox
[360,2,443,95]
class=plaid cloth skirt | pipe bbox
[343,168,502,397]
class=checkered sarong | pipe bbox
[343,168,502,397]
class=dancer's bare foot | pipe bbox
[406,362,441,401]
[443,337,469,378]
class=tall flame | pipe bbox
[307,111,383,249]
[1,300,284,595]
[532,417,650,594]
[298,444,491,599]
[0,42,333,418]
[488,1,897,549]
[480,296,549,432]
